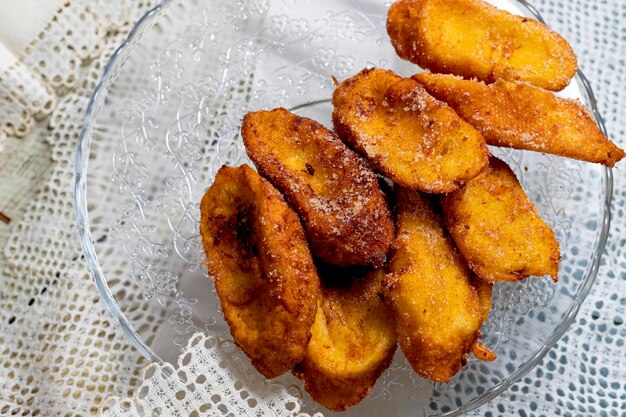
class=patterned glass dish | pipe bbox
[75,0,612,415]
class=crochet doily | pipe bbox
[0,0,624,416]
[0,0,157,150]
[98,333,320,417]
[0,1,157,415]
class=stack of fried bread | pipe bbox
[199,0,624,410]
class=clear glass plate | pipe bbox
[75,0,612,415]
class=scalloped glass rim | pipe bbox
[74,0,613,415]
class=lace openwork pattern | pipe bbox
[0,0,624,416]
[0,0,153,148]
[99,333,309,417]
[0,1,156,415]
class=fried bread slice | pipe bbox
[199,165,320,378]
[332,68,489,192]
[385,188,492,383]
[294,267,397,411]
[441,157,560,282]
[387,0,577,91]
[242,108,394,267]
[413,72,625,167]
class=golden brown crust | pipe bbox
[469,278,495,361]
[199,165,320,378]
[332,68,489,193]
[471,342,496,362]
[441,157,561,282]
[413,72,625,167]
[384,189,491,383]
[473,277,493,323]
[294,268,397,411]
[387,0,577,91]
[242,108,394,267]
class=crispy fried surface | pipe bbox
[294,267,397,411]
[470,278,495,361]
[199,165,320,378]
[414,72,625,167]
[332,68,489,193]
[384,189,490,383]
[441,157,560,282]
[387,0,577,91]
[473,277,493,323]
[242,108,394,267]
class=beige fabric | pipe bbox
[0,0,136,146]
[0,0,65,56]
[0,1,156,415]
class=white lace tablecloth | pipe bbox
[0,0,624,416]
